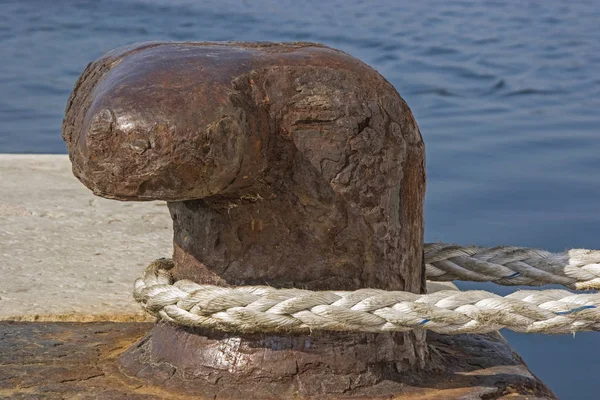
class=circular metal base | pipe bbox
[119,322,427,398]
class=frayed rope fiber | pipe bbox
[133,243,600,335]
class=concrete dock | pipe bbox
[0,154,172,321]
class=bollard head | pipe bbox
[63,41,421,202]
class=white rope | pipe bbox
[425,243,600,290]
[134,255,600,335]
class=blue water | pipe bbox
[1,0,599,397]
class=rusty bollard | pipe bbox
[63,42,427,398]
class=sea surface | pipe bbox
[1,0,600,397]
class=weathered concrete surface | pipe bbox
[0,321,556,399]
[0,154,172,321]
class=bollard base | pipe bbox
[120,322,428,399]
[0,321,556,399]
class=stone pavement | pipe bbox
[0,154,172,321]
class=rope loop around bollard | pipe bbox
[132,243,600,335]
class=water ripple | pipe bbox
[503,88,564,97]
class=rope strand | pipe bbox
[424,243,600,290]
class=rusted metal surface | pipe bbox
[62,41,425,291]
[0,322,555,399]
[62,41,427,396]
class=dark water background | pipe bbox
[1,0,599,397]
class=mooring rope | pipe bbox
[424,243,600,290]
[133,244,600,335]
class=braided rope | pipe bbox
[134,256,600,335]
[425,243,600,290]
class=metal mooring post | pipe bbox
[61,42,554,399]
